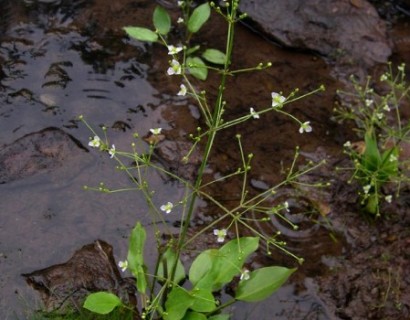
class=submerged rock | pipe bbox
[23,240,138,314]
[0,127,87,184]
[240,0,392,69]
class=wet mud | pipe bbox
[0,0,409,319]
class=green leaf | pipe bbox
[127,222,147,293]
[362,132,381,172]
[365,193,379,214]
[164,287,194,320]
[158,248,186,284]
[189,249,215,286]
[153,6,171,35]
[187,2,211,33]
[182,312,207,320]
[196,237,259,291]
[186,45,201,56]
[380,147,398,179]
[190,288,216,312]
[83,292,122,315]
[187,56,208,81]
[235,266,296,302]
[208,314,230,320]
[123,27,158,42]
[202,49,226,65]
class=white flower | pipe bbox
[167,45,183,55]
[167,59,182,75]
[284,201,290,212]
[118,260,128,272]
[344,141,352,148]
[363,184,371,194]
[250,107,259,119]
[385,195,392,203]
[177,1,184,6]
[365,99,373,107]
[213,229,227,243]
[240,268,250,281]
[160,202,174,214]
[383,104,391,112]
[177,17,184,24]
[380,74,388,81]
[177,84,187,96]
[108,144,116,158]
[398,63,405,72]
[299,121,312,134]
[271,92,286,108]
[88,136,101,148]
[389,154,397,162]
[150,128,162,135]
[376,113,384,120]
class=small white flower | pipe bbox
[344,141,352,148]
[284,201,290,212]
[177,17,184,24]
[177,1,184,6]
[118,260,128,272]
[363,184,371,194]
[376,113,384,120]
[160,202,174,214]
[365,99,373,107]
[271,92,286,108]
[299,121,312,134]
[150,128,162,135]
[177,84,187,96]
[380,74,388,81]
[389,154,397,162]
[213,229,227,243]
[240,268,250,281]
[250,107,259,119]
[88,136,101,148]
[383,104,391,112]
[108,145,116,158]
[398,63,405,72]
[385,195,393,203]
[167,45,183,55]
[167,59,182,75]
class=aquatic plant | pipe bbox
[335,62,410,216]
[80,1,325,319]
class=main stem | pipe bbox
[169,4,237,283]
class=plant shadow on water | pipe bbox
[0,0,409,319]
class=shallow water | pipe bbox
[0,0,408,319]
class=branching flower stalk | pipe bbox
[80,1,328,319]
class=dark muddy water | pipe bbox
[0,1,409,319]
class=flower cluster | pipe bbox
[213,228,227,243]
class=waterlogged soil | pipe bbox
[0,0,409,319]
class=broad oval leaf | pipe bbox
[187,3,211,33]
[123,27,158,42]
[202,49,226,65]
[153,6,171,35]
[158,248,186,284]
[235,266,296,302]
[182,311,207,320]
[189,249,215,286]
[187,56,208,81]
[195,237,259,291]
[190,288,216,312]
[208,314,230,320]
[83,292,122,315]
[164,287,194,320]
